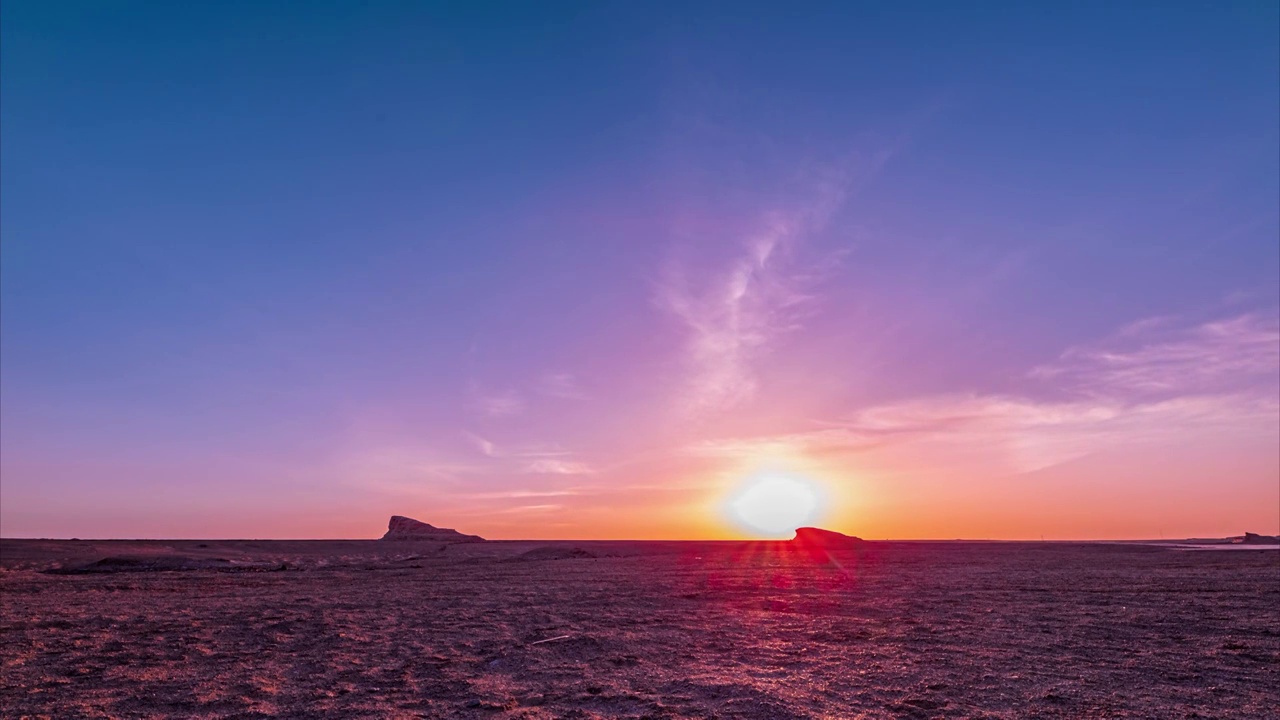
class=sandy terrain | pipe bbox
[1,539,1277,719]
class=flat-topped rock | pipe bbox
[380,516,484,542]
[792,527,863,545]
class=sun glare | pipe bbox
[726,475,822,537]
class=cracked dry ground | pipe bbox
[1,540,1277,719]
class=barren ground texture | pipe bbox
[1,539,1277,719]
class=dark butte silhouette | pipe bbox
[379,515,485,542]
[791,527,864,546]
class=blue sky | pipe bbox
[2,2,1277,539]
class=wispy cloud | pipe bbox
[690,312,1280,475]
[475,391,525,418]
[522,459,595,475]
[537,372,587,400]
[461,489,581,500]
[1031,312,1280,397]
[693,392,1277,477]
[463,431,499,457]
[493,504,564,514]
[462,432,593,475]
[655,179,846,413]
[337,447,489,497]
[464,433,574,459]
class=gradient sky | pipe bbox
[3,2,1278,540]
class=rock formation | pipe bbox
[792,527,863,545]
[48,556,288,574]
[379,515,484,542]
[511,546,597,561]
[1240,532,1280,545]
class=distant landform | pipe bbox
[792,527,864,545]
[375,519,869,545]
[367,517,1280,547]
[1177,532,1280,546]
[379,516,485,543]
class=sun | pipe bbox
[726,475,822,537]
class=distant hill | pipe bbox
[792,527,863,545]
[1177,532,1279,545]
[379,516,484,542]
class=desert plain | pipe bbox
[1,537,1277,719]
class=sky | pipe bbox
[2,1,1277,540]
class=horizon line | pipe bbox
[3,534,1274,543]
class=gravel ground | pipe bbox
[2,539,1277,719]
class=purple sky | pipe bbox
[2,2,1277,539]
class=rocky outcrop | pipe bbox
[1240,532,1280,545]
[47,556,288,574]
[379,515,484,542]
[792,527,863,545]
[511,546,597,561]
